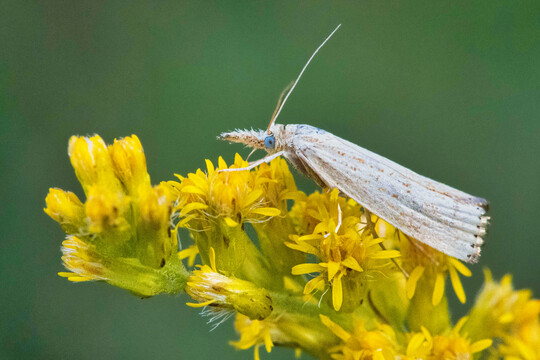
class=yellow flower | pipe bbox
[320,314,492,360]
[230,298,343,360]
[288,189,400,311]
[186,249,273,321]
[405,319,492,360]
[501,299,540,359]
[166,155,298,288]
[498,332,540,360]
[58,234,187,297]
[68,135,123,194]
[108,134,150,192]
[403,327,432,359]
[44,188,85,234]
[320,314,398,360]
[45,135,187,296]
[168,154,281,230]
[430,317,492,359]
[466,269,540,359]
[178,244,199,267]
[58,236,107,282]
[251,157,304,212]
[230,314,275,360]
[84,184,130,234]
[400,234,471,306]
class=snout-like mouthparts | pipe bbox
[218,129,267,150]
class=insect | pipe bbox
[219,25,489,263]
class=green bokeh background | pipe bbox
[1,1,539,359]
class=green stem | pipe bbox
[268,292,346,359]
[106,255,189,297]
[407,274,451,334]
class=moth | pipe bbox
[219,25,489,263]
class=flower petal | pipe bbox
[453,316,469,333]
[217,156,227,169]
[332,273,343,311]
[370,249,401,259]
[178,245,199,260]
[449,258,472,277]
[341,257,363,272]
[250,207,281,216]
[470,339,493,353]
[243,189,263,207]
[181,185,206,196]
[264,332,273,353]
[406,266,425,299]
[224,217,239,227]
[432,272,445,306]
[187,173,209,193]
[327,261,340,281]
[186,299,215,308]
[319,315,350,341]
[449,264,466,303]
[285,242,320,256]
[297,234,323,241]
[406,333,426,356]
[304,276,325,294]
[313,222,329,235]
[205,159,214,174]
[292,263,325,275]
[58,272,75,278]
[179,202,208,216]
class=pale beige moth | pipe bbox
[219,25,489,263]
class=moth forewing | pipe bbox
[286,124,488,262]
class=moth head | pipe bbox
[219,125,283,152]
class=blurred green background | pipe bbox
[1,1,539,359]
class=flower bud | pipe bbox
[187,265,273,321]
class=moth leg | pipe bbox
[218,151,285,173]
[364,209,409,279]
[246,147,261,162]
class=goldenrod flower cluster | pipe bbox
[45,135,539,360]
[44,135,188,296]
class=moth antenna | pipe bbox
[267,81,294,133]
[266,24,341,133]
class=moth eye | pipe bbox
[264,135,275,149]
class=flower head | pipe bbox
[320,314,398,360]
[404,318,492,360]
[430,317,492,359]
[167,155,300,288]
[45,135,187,296]
[108,134,150,192]
[169,154,282,230]
[58,236,108,282]
[44,188,85,234]
[230,314,276,360]
[288,189,400,311]
[400,233,472,306]
[68,135,122,194]
[466,269,540,359]
[186,249,273,321]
